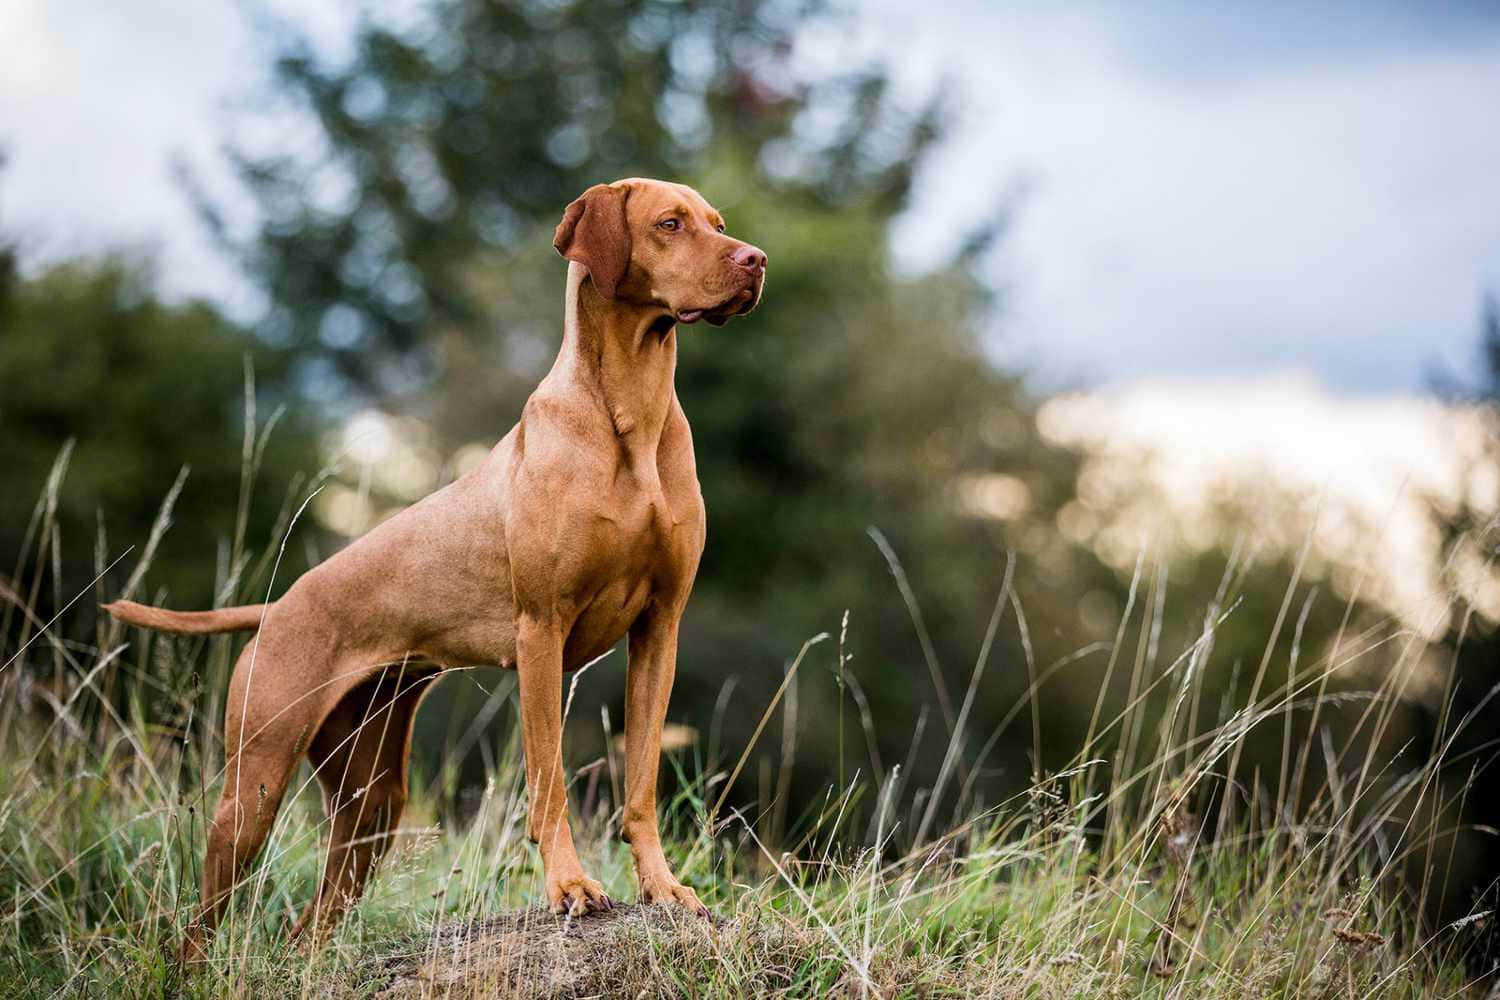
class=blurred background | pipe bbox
[4,0,1500,953]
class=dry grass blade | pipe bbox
[708,632,827,831]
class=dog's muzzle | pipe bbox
[677,243,767,326]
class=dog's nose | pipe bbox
[731,244,767,273]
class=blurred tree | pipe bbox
[213,0,864,397]
[1417,294,1500,948]
[210,0,1126,828]
[0,248,320,644]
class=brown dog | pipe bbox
[104,178,766,954]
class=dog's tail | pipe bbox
[101,599,268,634]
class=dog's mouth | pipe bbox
[675,283,761,328]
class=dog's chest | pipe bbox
[563,467,699,665]
[595,469,695,590]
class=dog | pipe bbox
[104,178,767,956]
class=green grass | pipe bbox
[0,616,1483,998]
[0,438,1489,997]
[0,714,1473,998]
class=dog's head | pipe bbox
[553,178,766,327]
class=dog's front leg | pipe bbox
[623,608,709,917]
[516,616,612,916]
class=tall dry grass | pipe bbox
[0,406,1491,997]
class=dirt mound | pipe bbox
[369,904,735,998]
[363,901,959,998]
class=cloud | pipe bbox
[0,3,243,296]
[1094,0,1500,84]
[0,0,351,314]
[875,1,1500,393]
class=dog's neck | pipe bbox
[556,261,677,448]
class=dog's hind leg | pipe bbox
[183,632,345,962]
[290,664,435,944]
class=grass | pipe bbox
[0,435,1493,997]
[0,684,1476,998]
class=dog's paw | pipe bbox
[638,871,709,920]
[546,869,613,917]
[176,922,212,971]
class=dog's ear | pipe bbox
[553,183,630,299]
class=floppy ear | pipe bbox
[553,183,630,299]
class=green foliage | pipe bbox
[1419,295,1500,940]
[224,0,907,393]
[217,0,1127,821]
[0,251,319,616]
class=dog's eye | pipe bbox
[658,218,680,232]
[715,223,725,233]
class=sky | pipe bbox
[867,0,1500,392]
[3,1,1499,395]
[1038,372,1489,635]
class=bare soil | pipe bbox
[368,904,744,999]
